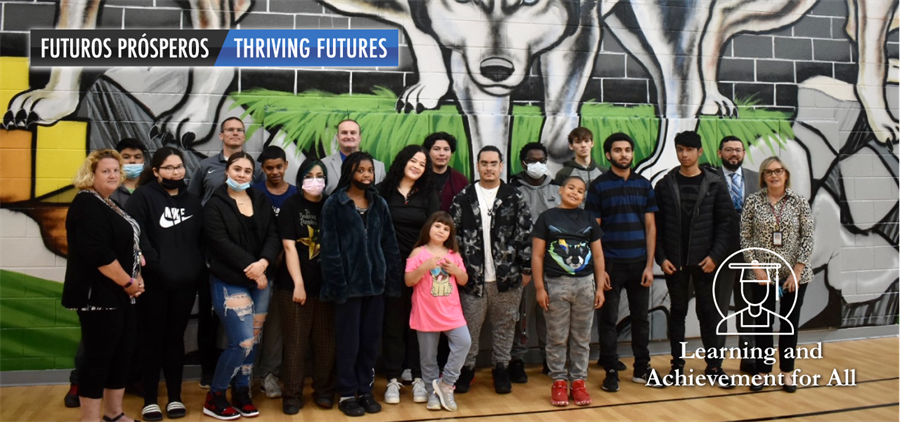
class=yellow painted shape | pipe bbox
[0,129,34,203]
[35,122,88,199]
[0,57,31,111]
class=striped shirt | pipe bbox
[585,170,657,262]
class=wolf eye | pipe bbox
[455,0,470,3]
[522,0,539,4]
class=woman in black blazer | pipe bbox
[202,152,281,420]
[62,149,145,422]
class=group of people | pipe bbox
[62,118,814,422]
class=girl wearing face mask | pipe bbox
[507,142,561,378]
[202,152,282,420]
[376,145,439,405]
[320,152,402,417]
[126,147,204,421]
[275,158,336,414]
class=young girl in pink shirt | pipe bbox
[406,211,470,412]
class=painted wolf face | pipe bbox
[412,0,579,96]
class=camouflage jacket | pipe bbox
[450,181,532,297]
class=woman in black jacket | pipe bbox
[63,149,145,422]
[320,152,402,417]
[202,152,281,420]
[125,147,203,421]
[377,145,439,404]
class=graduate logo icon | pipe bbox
[714,248,798,336]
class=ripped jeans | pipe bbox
[210,275,271,393]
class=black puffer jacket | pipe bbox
[654,167,736,269]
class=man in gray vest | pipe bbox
[321,119,386,194]
[714,135,759,375]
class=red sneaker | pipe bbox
[570,379,591,406]
[203,391,240,420]
[551,380,569,407]
[231,387,260,418]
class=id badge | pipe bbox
[772,231,783,246]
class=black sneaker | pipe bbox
[231,387,259,417]
[282,398,303,415]
[357,393,382,413]
[64,384,80,408]
[508,359,528,383]
[338,397,365,417]
[203,391,240,421]
[705,367,735,389]
[601,370,620,392]
[199,372,212,390]
[665,365,685,387]
[455,366,475,393]
[492,363,512,394]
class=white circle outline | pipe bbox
[712,247,800,326]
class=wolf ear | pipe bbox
[408,0,434,37]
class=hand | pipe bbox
[661,259,677,275]
[536,288,549,311]
[699,256,716,273]
[124,275,145,298]
[640,267,654,287]
[594,288,605,309]
[424,256,442,272]
[244,260,268,280]
[522,273,532,287]
[783,273,798,293]
[439,258,459,276]
[140,254,146,267]
[602,272,612,291]
[293,285,307,304]
[754,268,769,286]
[255,275,268,290]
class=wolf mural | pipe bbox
[0,0,897,369]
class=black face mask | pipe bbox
[159,178,186,191]
[352,179,372,191]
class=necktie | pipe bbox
[730,172,743,211]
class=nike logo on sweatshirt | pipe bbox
[159,207,193,228]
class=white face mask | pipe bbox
[525,161,547,179]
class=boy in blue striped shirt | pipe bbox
[585,133,659,392]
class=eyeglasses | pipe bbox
[159,165,185,172]
[722,148,744,154]
[763,168,786,177]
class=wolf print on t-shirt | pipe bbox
[547,225,592,275]
[430,267,452,297]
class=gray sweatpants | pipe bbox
[418,326,471,394]
[460,283,523,368]
[544,275,595,381]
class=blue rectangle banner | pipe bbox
[216,29,399,67]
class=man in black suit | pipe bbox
[714,135,759,374]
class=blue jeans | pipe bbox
[209,275,272,393]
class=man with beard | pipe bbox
[714,136,759,374]
[585,133,658,392]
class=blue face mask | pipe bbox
[226,177,251,192]
[123,163,143,179]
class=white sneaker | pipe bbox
[412,378,428,403]
[400,369,413,383]
[260,373,282,398]
[426,393,441,410]
[433,379,457,411]
[384,378,402,404]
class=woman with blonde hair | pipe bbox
[63,149,145,422]
[740,156,814,393]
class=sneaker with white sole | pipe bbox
[400,369,413,383]
[412,378,428,403]
[426,393,441,410]
[432,379,457,411]
[384,378,402,404]
[260,373,282,399]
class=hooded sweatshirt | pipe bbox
[554,159,606,187]
[509,172,561,224]
[125,179,205,290]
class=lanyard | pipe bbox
[769,196,786,229]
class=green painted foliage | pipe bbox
[231,89,792,176]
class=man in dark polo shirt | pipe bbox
[585,133,658,393]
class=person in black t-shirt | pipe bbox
[532,176,605,407]
[277,158,336,414]
[654,131,736,388]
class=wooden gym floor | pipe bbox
[1,337,897,421]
